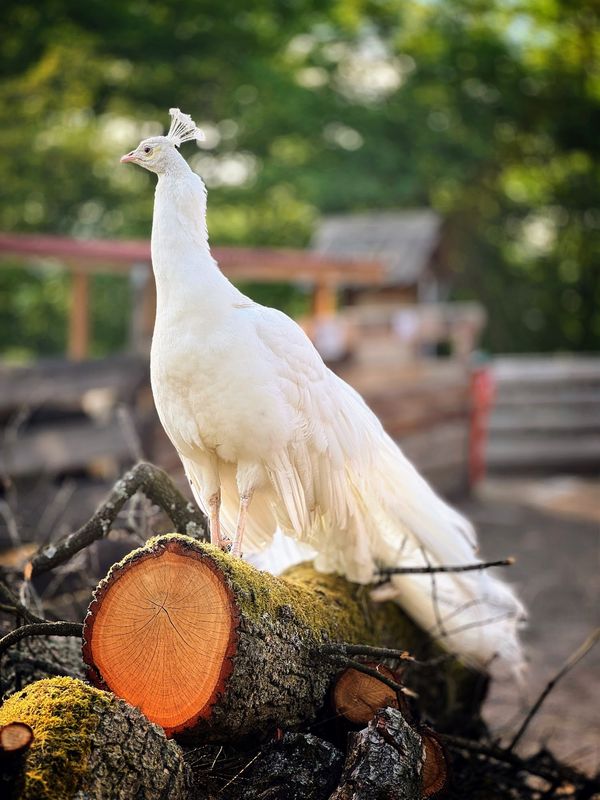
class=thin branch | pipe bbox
[441,733,600,794]
[509,626,600,751]
[421,546,447,639]
[0,622,83,658]
[116,404,145,462]
[320,643,414,662]
[436,610,519,640]
[35,479,76,545]
[377,557,515,578]
[319,642,455,671]
[219,751,262,791]
[0,499,21,547]
[27,461,207,578]
[0,580,46,625]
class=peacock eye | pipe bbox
[144,146,152,154]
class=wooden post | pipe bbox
[312,280,337,319]
[68,269,90,361]
[128,262,155,355]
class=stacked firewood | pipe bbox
[0,464,597,799]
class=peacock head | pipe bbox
[120,108,205,175]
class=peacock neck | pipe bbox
[151,171,240,320]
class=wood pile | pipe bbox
[0,355,149,480]
[0,464,597,799]
[81,535,483,742]
[487,356,600,473]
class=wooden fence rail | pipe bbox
[486,356,600,473]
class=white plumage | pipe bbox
[121,109,525,671]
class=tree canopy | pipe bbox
[1,0,598,357]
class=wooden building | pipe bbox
[312,210,485,363]
[312,209,446,305]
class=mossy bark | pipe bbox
[0,677,191,800]
[83,534,486,743]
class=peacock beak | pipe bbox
[120,151,137,164]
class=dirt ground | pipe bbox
[458,476,600,775]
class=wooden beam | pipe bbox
[68,270,90,361]
[0,233,383,285]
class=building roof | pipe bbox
[312,209,442,287]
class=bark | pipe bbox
[330,707,423,800]
[234,733,344,800]
[0,677,192,800]
[82,695,192,800]
[82,534,486,743]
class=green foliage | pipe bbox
[0,0,598,356]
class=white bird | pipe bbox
[121,108,525,670]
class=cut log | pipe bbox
[0,677,191,800]
[82,534,486,742]
[332,663,401,724]
[0,722,34,800]
[421,729,449,798]
[0,722,33,755]
[330,707,424,800]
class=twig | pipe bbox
[0,580,46,625]
[0,499,21,547]
[436,610,519,640]
[509,626,600,751]
[320,643,414,661]
[117,404,145,462]
[421,546,447,639]
[441,732,600,794]
[377,557,514,577]
[35,479,76,544]
[0,622,83,658]
[27,461,207,578]
[209,745,223,772]
[319,643,456,672]
[219,751,262,791]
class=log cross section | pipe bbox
[83,542,239,736]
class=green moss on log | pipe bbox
[113,532,413,645]
[0,676,192,800]
[282,562,426,649]
[0,677,111,800]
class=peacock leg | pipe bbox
[231,489,254,557]
[208,490,224,549]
